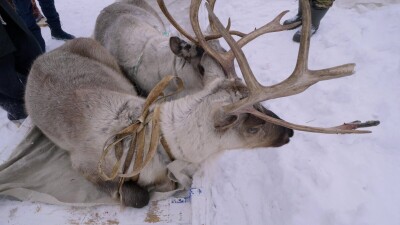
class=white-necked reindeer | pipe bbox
[25,0,378,208]
[93,0,209,97]
[93,0,256,97]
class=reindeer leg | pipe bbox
[96,180,150,208]
[70,151,149,208]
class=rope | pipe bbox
[97,75,183,202]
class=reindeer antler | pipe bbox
[204,0,379,134]
[157,0,245,43]
[190,0,301,79]
[158,0,300,78]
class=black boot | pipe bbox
[47,16,75,40]
[0,100,27,121]
[292,6,329,43]
[283,0,302,29]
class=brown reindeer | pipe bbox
[25,0,378,208]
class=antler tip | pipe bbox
[349,63,356,72]
[281,10,290,15]
[334,120,380,133]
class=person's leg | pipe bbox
[31,0,40,19]
[283,0,302,28]
[292,0,333,42]
[0,95,27,120]
[37,0,74,40]
[31,0,47,27]
[0,54,28,120]
[313,0,334,9]
[13,0,46,51]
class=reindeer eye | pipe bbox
[247,127,259,134]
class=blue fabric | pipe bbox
[0,0,42,119]
[36,0,59,26]
[13,0,45,51]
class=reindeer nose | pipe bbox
[272,127,293,147]
[288,128,294,137]
[284,128,294,144]
[283,132,291,144]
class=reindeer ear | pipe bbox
[213,109,240,131]
[169,36,204,60]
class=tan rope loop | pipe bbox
[98,75,184,181]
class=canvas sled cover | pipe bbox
[0,125,194,206]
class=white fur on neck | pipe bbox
[137,38,203,98]
[159,87,245,164]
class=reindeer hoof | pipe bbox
[121,181,150,208]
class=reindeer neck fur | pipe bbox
[134,88,233,192]
[136,37,203,98]
[159,83,245,165]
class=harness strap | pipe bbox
[98,75,183,203]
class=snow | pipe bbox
[1,0,399,224]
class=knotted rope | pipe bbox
[97,75,183,202]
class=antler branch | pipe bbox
[160,0,378,134]
[197,1,301,79]
[236,11,301,48]
[243,107,379,134]
[157,0,198,43]
[158,0,245,43]
[205,0,355,112]
[205,0,378,133]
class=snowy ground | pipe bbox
[1,0,400,224]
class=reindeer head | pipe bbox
[169,36,204,70]
[158,0,379,163]
[168,33,230,91]
[213,103,294,148]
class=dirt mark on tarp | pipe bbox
[67,210,120,225]
[145,201,161,223]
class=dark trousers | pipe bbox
[0,54,28,119]
[1,0,42,120]
[13,0,45,51]
[312,0,334,9]
[14,0,64,50]
[35,0,59,26]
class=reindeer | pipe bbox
[25,0,378,208]
[93,0,249,97]
[93,0,207,97]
